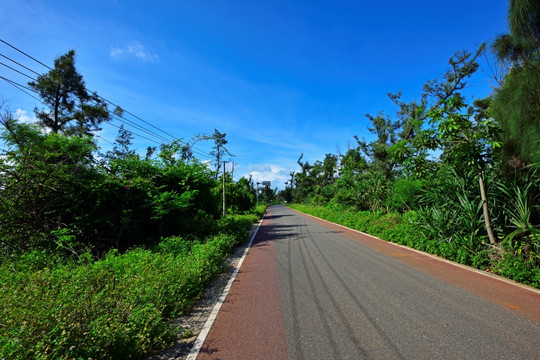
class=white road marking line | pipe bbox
[186,212,266,360]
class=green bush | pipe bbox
[254,204,269,218]
[218,214,258,240]
[154,236,198,256]
[494,252,540,288]
[389,178,426,212]
[0,215,259,360]
[0,119,257,255]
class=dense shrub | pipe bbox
[389,178,426,212]
[0,213,260,360]
[494,252,540,288]
[0,119,264,255]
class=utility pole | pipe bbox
[256,181,260,204]
[231,161,237,180]
[222,161,226,218]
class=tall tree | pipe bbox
[108,125,136,160]
[0,109,97,251]
[205,129,232,178]
[492,0,540,67]
[427,95,501,245]
[28,50,110,136]
[320,154,338,187]
[491,0,540,165]
[385,45,486,178]
[359,113,400,181]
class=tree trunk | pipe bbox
[478,168,497,245]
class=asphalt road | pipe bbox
[197,205,540,360]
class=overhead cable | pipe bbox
[0,39,213,157]
[0,39,179,141]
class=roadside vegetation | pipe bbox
[1,1,538,358]
[0,50,268,359]
[0,226,253,359]
[282,1,539,288]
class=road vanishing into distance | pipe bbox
[195,205,540,360]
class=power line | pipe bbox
[1,76,42,103]
[106,121,162,145]
[98,97,177,141]
[0,80,141,150]
[0,75,163,146]
[0,39,214,157]
[0,53,41,76]
[0,60,35,80]
[0,72,169,144]
[94,133,115,146]
[0,46,203,151]
[0,38,52,70]
[0,38,180,141]
[108,111,171,143]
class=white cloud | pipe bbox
[110,42,159,63]
[242,163,293,189]
[13,109,36,123]
[201,159,213,170]
[11,109,53,134]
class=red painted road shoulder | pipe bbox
[197,208,288,360]
[293,208,540,324]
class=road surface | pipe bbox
[196,205,540,359]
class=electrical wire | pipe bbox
[1,75,163,145]
[94,133,115,146]
[106,121,162,145]
[0,39,214,157]
[0,49,173,144]
[0,38,52,70]
[0,53,41,76]
[0,73,168,144]
[108,112,170,143]
[0,38,181,142]
[1,76,43,103]
[0,60,35,80]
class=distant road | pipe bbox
[196,205,540,359]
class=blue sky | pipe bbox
[0,0,508,188]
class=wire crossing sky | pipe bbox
[0,0,508,188]
[0,38,209,154]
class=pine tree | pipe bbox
[28,50,110,136]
